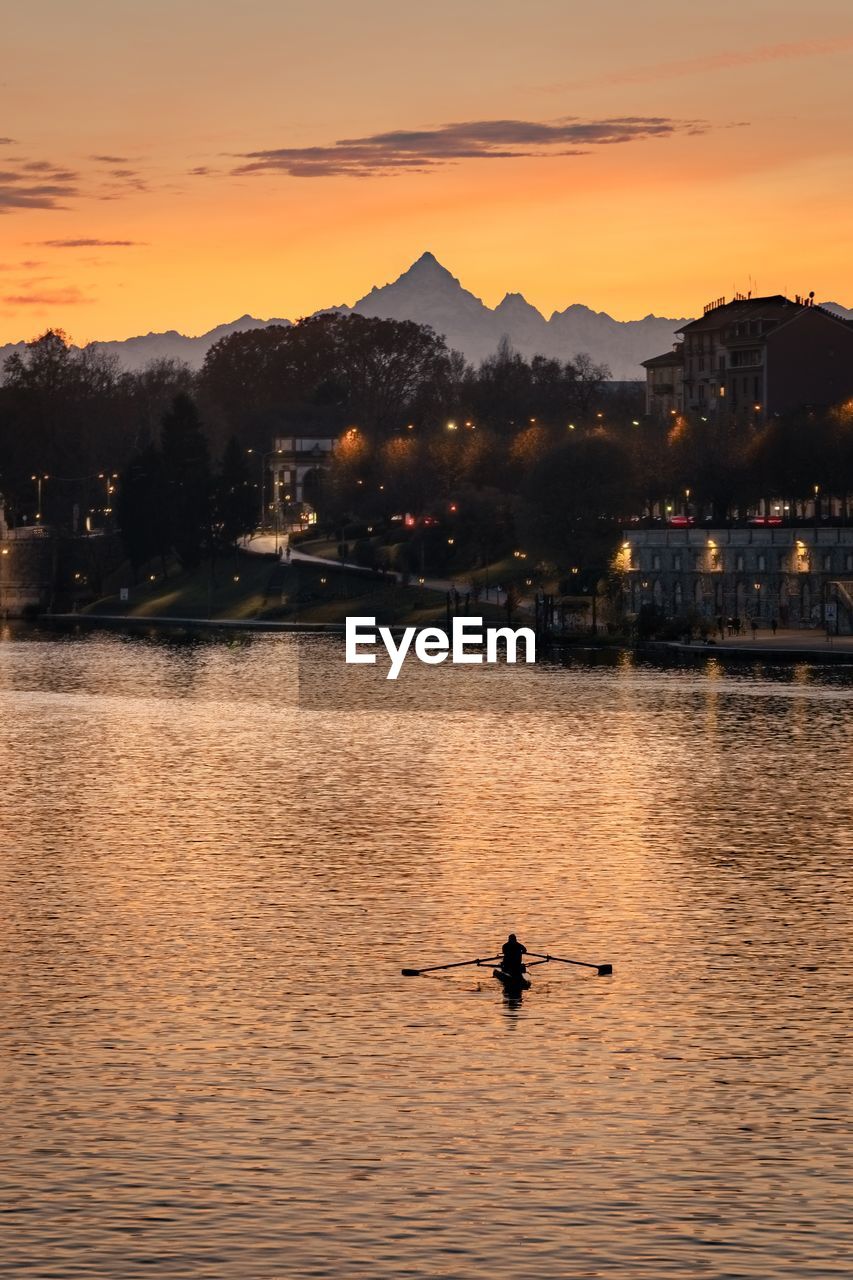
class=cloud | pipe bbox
[0,137,16,146]
[37,238,145,248]
[559,35,853,90]
[0,156,79,211]
[2,287,91,306]
[90,154,131,163]
[230,115,706,178]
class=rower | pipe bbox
[501,933,527,976]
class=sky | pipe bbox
[2,0,853,343]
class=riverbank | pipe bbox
[645,628,853,665]
[67,547,509,630]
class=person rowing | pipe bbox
[500,933,527,977]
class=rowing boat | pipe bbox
[492,966,531,993]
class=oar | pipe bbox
[402,954,501,976]
[526,951,612,976]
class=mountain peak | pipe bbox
[495,292,544,318]
[395,251,460,285]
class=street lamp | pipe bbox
[251,448,283,532]
[31,473,48,521]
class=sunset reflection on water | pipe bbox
[1,631,851,1278]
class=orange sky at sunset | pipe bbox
[2,0,853,344]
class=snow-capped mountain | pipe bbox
[2,252,846,380]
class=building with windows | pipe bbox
[617,526,853,631]
[269,432,336,513]
[642,293,853,422]
[641,345,683,418]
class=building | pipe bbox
[269,431,336,516]
[641,345,683,418]
[617,526,853,632]
[643,293,853,422]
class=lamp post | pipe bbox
[31,473,48,522]
[250,449,283,533]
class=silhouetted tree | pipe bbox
[160,394,211,569]
[214,435,256,548]
[518,431,637,572]
[117,444,168,577]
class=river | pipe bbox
[1,629,851,1278]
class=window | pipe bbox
[736,553,745,571]
[652,554,661,571]
[757,554,766,571]
[824,554,832,571]
[673,553,682,571]
[846,553,853,572]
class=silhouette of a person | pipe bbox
[501,933,527,976]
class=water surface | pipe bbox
[1,631,851,1278]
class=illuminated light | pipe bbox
[571,567,579,575]
[671,409,677,415]
[568,423,576,431]
[632,420,640,426]
[379,484,384,491]
[367,526,373,533]
[447,538,454,545]
[446,421,457,431]
[754,403,762,411]
[1,548,8,556]
[356,479,363,485]
[320,577,327,585]
[525,578,532,586]
[407,423,414,430]
[464,420,473,428]
[149,574,156,581]
[233,575,240,583]
[418,576,425,585]
[719,387,726,397]
[449,503,457,513]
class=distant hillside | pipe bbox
[2,253,848,380]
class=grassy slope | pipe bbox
[84,550,508,626]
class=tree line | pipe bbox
[2,315,852,587]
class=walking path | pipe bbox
[671,626,853,661]
[241,533,508,605]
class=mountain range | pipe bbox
[2,252,851,381]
